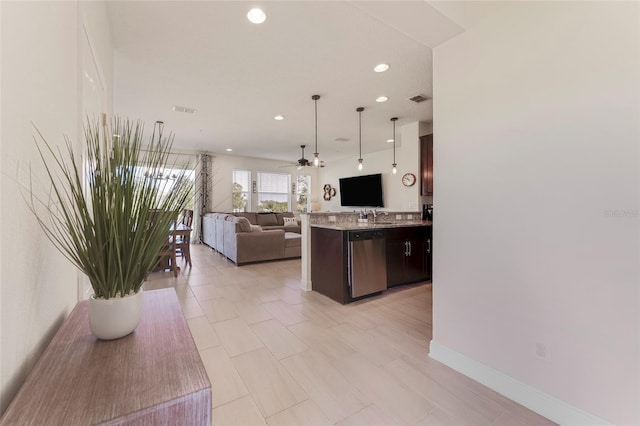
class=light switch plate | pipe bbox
[395,214,402,220]
[328,215,336,222]
[407,214,413,219]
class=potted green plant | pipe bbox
[26,117,192,340]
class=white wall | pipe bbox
[318,122,427,211]
[209,153,319,213]
[81,1,114,117]
[0,1,113,414]
[432,2,639,425]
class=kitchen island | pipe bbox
[310,220,432,304]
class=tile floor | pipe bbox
[145,244,556,426]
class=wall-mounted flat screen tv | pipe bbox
[339,173,384,207]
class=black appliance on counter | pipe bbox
[422,204,433,221]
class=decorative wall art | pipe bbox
[323,184,336,201]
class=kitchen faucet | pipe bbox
[372,208,388,222]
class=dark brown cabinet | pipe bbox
[311,225,432,304]
[425,226,432,281]
[385,227,430,287]
[311,227,350,304]
[421,134,433,196]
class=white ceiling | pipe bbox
[105,1,491,164]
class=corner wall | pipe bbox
[431,2,639,425]
[0,1,113,414]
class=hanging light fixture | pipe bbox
[146,121,175,180]
[391,117,398,174]
[357,107,364,171]
[312,95,320,166]
[153,120,164,139]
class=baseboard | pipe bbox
[428,341,613,426]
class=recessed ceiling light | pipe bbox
[274,115,284,120]
[226,148,233,152]
[386,139,394,143]
[376,96,388,103]
[247,8,266,24]
[374,63,389,73]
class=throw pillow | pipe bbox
[283,217,297,227]
[250,224,262,232]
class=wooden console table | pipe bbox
[1,288,211,425]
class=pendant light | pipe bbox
[391,117,398,174]
[357,107,364,171]
[312,95,320,166]
[147,121,166,179]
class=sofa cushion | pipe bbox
[283,217,297,227]
[249,224,262,232]
[284,232,301,247]
[283,232,302,258]
[235,212,257,225]
[256,213,278,227]
[234,217,252,233]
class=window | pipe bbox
[257,172,290,212]
[232,169,251,212]
[133,166,196,209]
[295,175,311,213]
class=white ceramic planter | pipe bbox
[89,289,143,340]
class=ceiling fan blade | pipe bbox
[278,162,299,168]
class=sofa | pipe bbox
[233,212,301,234]
[202,212,301,265]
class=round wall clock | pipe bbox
[402,173,417,187]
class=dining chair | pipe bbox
[162,219,179,277]
[175,209,193,267]
[149,209,179,277]
[181,209,194,227]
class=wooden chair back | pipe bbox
[148,209,178,277]
[181,209,194,227]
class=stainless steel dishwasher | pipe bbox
[347,230,387,298]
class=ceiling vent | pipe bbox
[409,94,429,103]
[172,105,198,114]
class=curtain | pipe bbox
[193,153,212,243]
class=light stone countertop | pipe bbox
[310,220,432,231]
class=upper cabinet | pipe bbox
[420,134,433,196]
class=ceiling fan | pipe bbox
[283,145,324,170]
